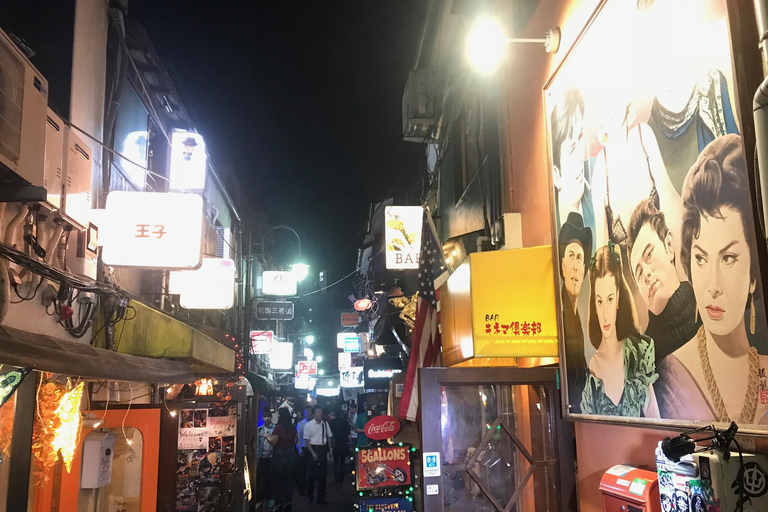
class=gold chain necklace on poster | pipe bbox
[697,327,760,424]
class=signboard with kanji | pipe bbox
[255,301,294,321]
[297,361,317,376]
[101,192,204,269]
[250,330,274,354]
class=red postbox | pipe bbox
[599,465,660,512]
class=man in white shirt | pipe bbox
[303,405,333,505]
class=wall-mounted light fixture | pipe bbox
[466,16,561,75]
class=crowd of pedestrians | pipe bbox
[253,401,366,511]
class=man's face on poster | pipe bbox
[629,223,679,316]
[555,110,586,207]
[561,241,585,302]
[182,143,196,161]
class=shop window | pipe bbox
[76,427,143,512]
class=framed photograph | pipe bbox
[546,0,768,430]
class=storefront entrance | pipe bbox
[419,367,575,512]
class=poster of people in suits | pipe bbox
[548,0,768,428]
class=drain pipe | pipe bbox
[0,205,29,324]
[754,0,768,240]
[756,0,768,73]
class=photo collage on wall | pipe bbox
[548,0,768,428]
[176,402,238,512]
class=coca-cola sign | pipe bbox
[364,415,401,440]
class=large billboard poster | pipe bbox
[385,206,423,269]
[547,0,768,428]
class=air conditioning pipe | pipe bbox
[0,205,29,324]
[754,0,768,242]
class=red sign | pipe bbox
[364,415,401,441]
[356,446,411,490]
[341,312,359,326]
[297,361,317,376]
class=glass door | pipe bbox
[419,367,575,512]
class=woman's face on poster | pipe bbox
[690,206,754,336]
[594,273,619,341]
[556,110,587,207]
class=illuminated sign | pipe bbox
[356,446,412,490]
[255,301,294,321]
[101,192,204,269]
[169,258,235,309]
[169,131,206,190]
[363,358,404,389]
[298,361,317,376]
[340,367,363,388]
[385,206,423,269]
[316,386,340,397]
[338,352,352,370]
[269,342,293,370]
[250,330,274,355]
[262,271,298,296]
[295,374,310,390]
[337,332,358,350]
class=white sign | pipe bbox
[337,332,357,349]
[338,352,352,370]
[169,258,235,309]
[101,192,204,269]
[295,374,310,390]
[250,330,274,354]
[316,386,340,397]
[262,271,298,296]
[426,484,439,496]
[423,451,441,477]
[340,367,363,388]
[385,206,423,269]
[270,342,293,370]
[169,131,206,190]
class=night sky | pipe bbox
[131,1,427,277]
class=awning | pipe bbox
[0,325,195,383]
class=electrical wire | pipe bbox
[300,269,359,298]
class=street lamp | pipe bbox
[319,369,325,376]
[305,335,315,345]
[316,355,323,363]
[291,263,310,283]
[466,16,560,75]
[304,348,314,360]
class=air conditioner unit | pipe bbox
[402,69,436,143]
[62,129,92,230]
[43,109,64,209]
[0,28,48,187]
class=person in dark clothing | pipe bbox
[558,212,592,414]
[266,407,298,512]
[329,408,351,488]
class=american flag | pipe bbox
[398,210,450,421]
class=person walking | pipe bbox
[295,406,311,496]
[303,405,333,505]
[329,407,350,489]
[353,407,369,448]
[256,408,275,510]
[265,407,298,511]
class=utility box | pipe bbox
[80,431,115,489]
[599,465,660,512]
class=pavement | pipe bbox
[258,460,359,512]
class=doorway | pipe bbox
[419,367,575,512]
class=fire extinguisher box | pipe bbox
[599,465,660,512]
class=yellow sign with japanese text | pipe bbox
[441,246,559,365]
